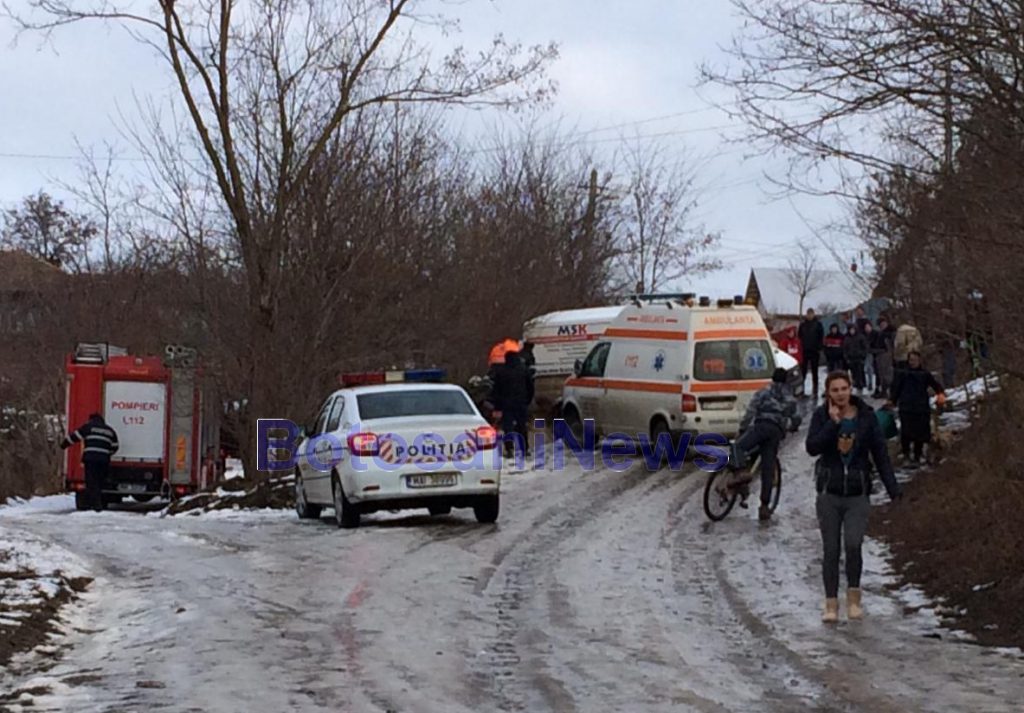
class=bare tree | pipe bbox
[615,140,721,294]
[785,241,825,314]
[1,192,96,270]
[7,0,557,478]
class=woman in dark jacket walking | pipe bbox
[806,371,902,623]
[889,350,946,467]
[823,323,845,373]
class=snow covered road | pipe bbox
[2,438,1022,712]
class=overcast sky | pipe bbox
[0,0,857,297]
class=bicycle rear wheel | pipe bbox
[703,470,738,521]
[766,458,782,514]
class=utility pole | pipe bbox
[581,168,598,247]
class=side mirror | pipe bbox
[573,358,583,377]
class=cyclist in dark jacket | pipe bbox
[807,371,901,623]
[61,413,119,512]
[735,368,800,521]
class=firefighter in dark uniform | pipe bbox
[61,413,119,511]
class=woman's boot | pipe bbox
[822,598,839,623]
[847,588,863,620]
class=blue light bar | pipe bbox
[403,368,447,383]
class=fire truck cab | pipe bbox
[63,343,219,510]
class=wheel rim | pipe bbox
[704,472,737,520]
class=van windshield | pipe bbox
[693,340,774,381]
[357,390,475,419]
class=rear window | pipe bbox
[357,390,475,419]
[694,340,774,381]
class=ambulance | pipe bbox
[522,306,625,408]
[560,297,777,442]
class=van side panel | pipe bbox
[601,338,686,436]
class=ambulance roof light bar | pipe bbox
[631,292,697,302]
[340,368,447,387]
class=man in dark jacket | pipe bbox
[491,349,532,456]
[842,325,869,392]
[889,350,945,467]
[61,413,119,512]
[735,368,800,521]
[797,308,825,398]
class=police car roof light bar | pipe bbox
[340,368,447,387]
[340,372,387,387]
[403,368,447,383]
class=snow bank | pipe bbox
[0,494,77,518]
[936,373,1000,408]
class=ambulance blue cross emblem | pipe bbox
[653,351,665,372]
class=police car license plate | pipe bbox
[117,483,146,493]
[406,473,457,488]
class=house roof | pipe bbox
[0,249,63,292]
[748,267,871,317]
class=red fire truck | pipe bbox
[63,343,220,510]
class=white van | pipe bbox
[522,306,625,408]
[560,298,777,441]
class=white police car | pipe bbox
[293,369,501,528]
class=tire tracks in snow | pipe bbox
[468,461,733,713]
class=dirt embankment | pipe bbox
[872,380,1024,648]
[0,553,92,668]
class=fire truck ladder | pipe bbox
[72,342,128,364]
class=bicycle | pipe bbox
[703,443,782,521]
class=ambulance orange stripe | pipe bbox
[528,334,600,344]
[693,329,769,340]
[604,328,688,340]
[565,378,681,393]
[603,379,681,394]
[690,380,770,392]
[564,377,602,388]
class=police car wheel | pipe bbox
[473,494,499,524]
[428,505,452,516]
[295,471,323,520]
[332,474,360,529]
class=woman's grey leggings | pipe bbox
[816,492,871,598]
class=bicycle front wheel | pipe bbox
[766,458,782,514]
[703,470,738,521]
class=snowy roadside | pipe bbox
[0,523,93,671]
